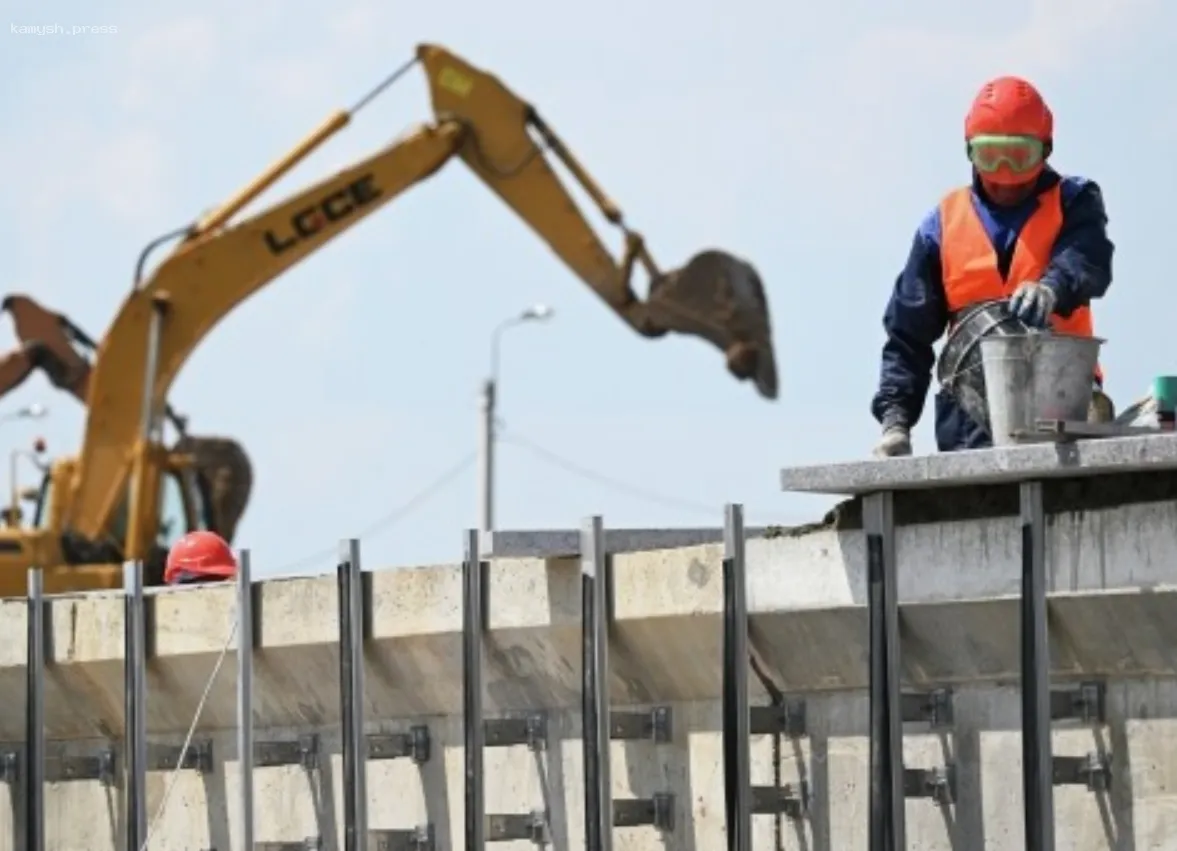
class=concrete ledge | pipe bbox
[2,495,1176,739]
[4,585,1174,741]
[780,431,1177,495]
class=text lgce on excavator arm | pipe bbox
[60,43,778,548]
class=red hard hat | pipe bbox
[964,76,1053,141]
[165,530,237,584]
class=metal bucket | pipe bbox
[980,333,1104,445]
[937,299,1032,433]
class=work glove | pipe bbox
[873,424,912,458]
[1008,281,1058,328]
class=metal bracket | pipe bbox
[255,734,320,771]
[752,782,809,819]
[904,765,956,805]
[749,699,808,738]
[1053,752,1112,791]
[613,793,675,832]
[46,747,117,784]
[1051,682,1106,724]
[485,811,548,844]
[255,839,321,851]
[147,739,213,774]
[368,726,432,765]
[610,706,673,743]
[0,749,19,783]
[370,825,435,851]
[483,713,547,751]
[901,688,955,729]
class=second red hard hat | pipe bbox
[165,530,238,585]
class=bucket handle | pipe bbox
[941,311,1004,390]
[941,312,1042,390]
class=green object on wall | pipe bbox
[1152,376,1177,412]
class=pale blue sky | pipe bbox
[2,0,1173,576]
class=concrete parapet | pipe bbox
[0,495,1175,849]
[0,497,1175,739]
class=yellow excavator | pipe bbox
[0,43,777,596]
[0,294,254,544]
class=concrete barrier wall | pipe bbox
[4,685,1176,851]
[1,497,1175,850]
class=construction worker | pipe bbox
[870,76,1114,457]
[164,530,238,585]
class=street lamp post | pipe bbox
[7,444,48,528]
[479,305,554,536]
[0,403,47,425]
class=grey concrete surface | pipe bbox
[482,526,768,558]
[779,431,1177,495]
[0,497,1176,849]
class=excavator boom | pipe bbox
[63,43,777,544]
[67,123,461,538]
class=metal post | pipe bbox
[236,550,255,851]
[1020,481,1054,851]
[137,305,165,440]
[125,298,167,560]
[478,379,496,534]
[722,504,752,851]
[581,516,613,851]
[123,560,148,851]
[337,539,368,851]
[25,568,46,851]
[863,491,905,851]
[462,528,486,851]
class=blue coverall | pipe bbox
[870,168,1115,452]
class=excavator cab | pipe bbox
[98,466,214,548]
[0,428,250,596]
[100,462,217,584]
[0,451,218,595]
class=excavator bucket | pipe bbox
[174,435,254,543]
[645,250,778,400]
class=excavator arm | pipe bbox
[0,295,94,403]
[65,43,777,545]
[415,44,776,372]
[0,294,189,434]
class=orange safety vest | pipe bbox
[939,184,1103,382]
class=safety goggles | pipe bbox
[967,134,1045,174]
